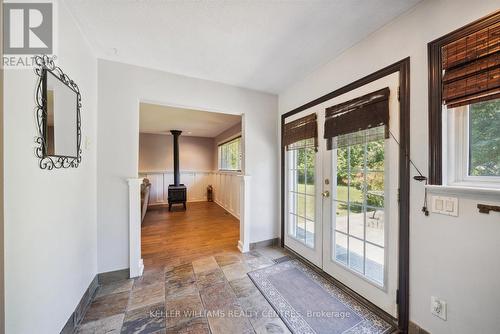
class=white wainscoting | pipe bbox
[213,172,241,219]
[139,171,242,219]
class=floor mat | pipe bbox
[248,259,394,334]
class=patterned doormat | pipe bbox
[248,259,394,334]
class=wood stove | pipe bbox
[168,130,187,211]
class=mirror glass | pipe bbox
[46,70,78,157]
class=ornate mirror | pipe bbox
[35,56,82,169]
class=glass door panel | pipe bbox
[331,139,386,286]
[287,145,316,248]
[322,74,400,317]
[284,122,322,266]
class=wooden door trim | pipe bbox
[427,10,500,185]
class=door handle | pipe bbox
[322,190,330,198]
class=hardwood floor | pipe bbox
[141,201,240,269]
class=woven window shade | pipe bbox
[442,21,500,108]
[282,113,318,151]
[328,126,386,150]
[324,88,390,150]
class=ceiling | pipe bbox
[66,0,421,94]
[139,103,241,138]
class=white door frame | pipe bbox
[283,112,323,266]
[280,59,411,332]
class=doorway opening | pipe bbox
[138,102,244,268]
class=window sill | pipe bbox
[426,184,500,198]
[217,170,243,175]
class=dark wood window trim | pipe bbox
[280,58,410,333]
[427,10,500,185]
[217,135,242,147]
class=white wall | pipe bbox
[279,1,500,333]
[139,133,215,172]
[4,2,98,334]
[97,60,278,273]
[0,1,4,331]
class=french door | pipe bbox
[284,73,400,317]
[284,113,323,267]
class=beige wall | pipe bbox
[213,122,242,170]
[139,133,215,172]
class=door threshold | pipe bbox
[284,246,399,332]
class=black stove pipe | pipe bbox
[170,130,182,186]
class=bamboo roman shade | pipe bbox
[282,113,318,151]
[442,21,500,108]
[324,88,390,150]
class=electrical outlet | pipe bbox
[431,296,447,320]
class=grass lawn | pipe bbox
[296,184,316,220]
[294,184,363,218]
[335,185,363,216]
[335,185,363,202]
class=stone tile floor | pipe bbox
[76,246,292,334]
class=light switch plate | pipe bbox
[431,195,458,217]
[435,198,444,211]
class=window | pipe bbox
[446,99,500,186]
[428,12,500,186]
[468,100,500,177]
[218,136,241,171]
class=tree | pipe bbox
[336,140,384,186]
[469,100,500,176]
[296,147,315,185]
[336,139,385,207]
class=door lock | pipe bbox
[322,190,330,198]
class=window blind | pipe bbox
[442,21,500,108]
[282,113,318,151]
[324,87,390,150]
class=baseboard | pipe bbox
[409,321,431,334]
[148,199,209,209]
[213,200,240,220]
[60,275,98,334]
[98,268,130,285]
[237,240,247,253]
[147,203,169,210]
[60,269,131,333]
[250,238,279,249]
